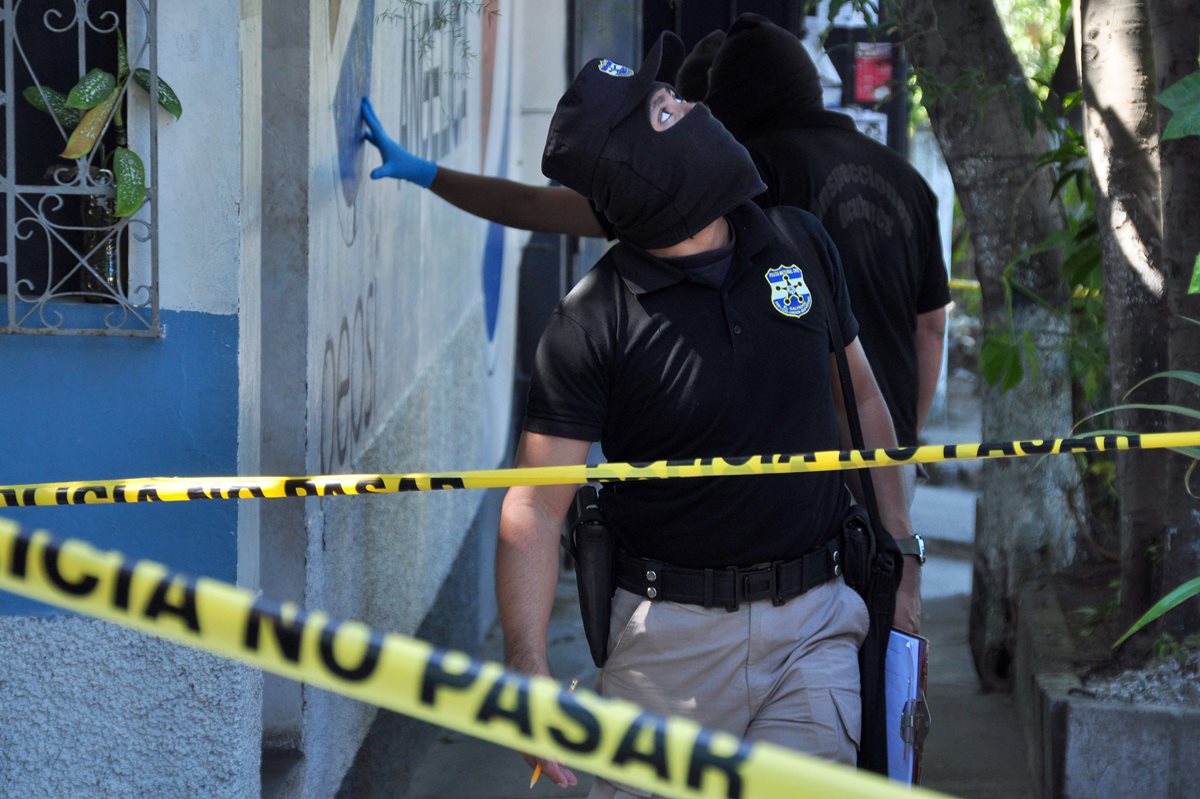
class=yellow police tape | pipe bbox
[2,431,1198,507]
[0,518,952,799]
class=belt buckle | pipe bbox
[741,564,779,605]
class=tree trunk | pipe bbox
[1074,0,1169,656]
[890,0,1082,688]
[1149,0,1200,637]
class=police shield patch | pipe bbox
[597,59,634,78]
[765,264,813,318]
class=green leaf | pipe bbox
[1124,369,1200,400]
[981,336,1024,390]
[22,86,84,129]
[112,147,145,217]
[132,69,182,119]
[1062,247,1100,289]
[60,87,120,159]
[66,68,117,110]
[1189,251,1200,294]
[1158,70,1200,141]
[1156,70,1200,110]
[117,29,130,83]
[1113,576,1200,649]
[1075,402,1200,430]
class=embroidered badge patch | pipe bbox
[597,59,634,78]
[765,264,813,318]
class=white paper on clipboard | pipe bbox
[885,628,930,783]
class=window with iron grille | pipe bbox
[2,0,162,336]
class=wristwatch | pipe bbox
[896,532,926,565]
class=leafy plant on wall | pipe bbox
[22,31,181,217]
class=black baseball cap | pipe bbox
[542,31,686,199]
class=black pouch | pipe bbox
[563,485,615,668]
[840,504,874,596]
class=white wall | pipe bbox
[0,1,262,795]
[275,1,555,794]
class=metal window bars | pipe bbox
[2,0,160,336]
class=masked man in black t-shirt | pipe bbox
[703,14,952,490]
[495,32,920,796]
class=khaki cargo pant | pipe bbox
[588,577,869,799]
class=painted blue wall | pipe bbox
[0,309,239,615]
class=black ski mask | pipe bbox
[543,32,765,250]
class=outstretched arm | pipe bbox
[361,96,605,237]
[496,430,592,788]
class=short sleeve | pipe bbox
[523,311,609,441]
[798,211,860,347]
[915,186,951,314]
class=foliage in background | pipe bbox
[377,0,500,72]
[1157,70,1200,294]
[992,0,1069,94]
[1075,363,1200,647]
[1114,576,1200,649]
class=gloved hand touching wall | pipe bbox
[360,96,437,188]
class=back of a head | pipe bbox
[673,29,725,102]
[705,13,823,140]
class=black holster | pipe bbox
[564,485,615,668]
[840,503,904,776]
[839,504,875,595]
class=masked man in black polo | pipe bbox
[496,32,920,797]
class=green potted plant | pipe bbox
[22,30,181,300]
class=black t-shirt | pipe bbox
[745,111,950,445]
[524,203,857,568]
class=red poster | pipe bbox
[854,43,893,104]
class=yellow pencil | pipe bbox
[530,678,578,788]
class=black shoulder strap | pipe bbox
[765,207,884,537]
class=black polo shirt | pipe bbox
[743,111,950,445]
[525,202,857,568]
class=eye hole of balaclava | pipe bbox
[647,86,694,132]
[591,82,765,250]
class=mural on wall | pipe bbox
[320,281,378,473]
[318,2,514,472]
[473,4,508,357]
[333,0,375,244]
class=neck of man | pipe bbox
[645,217,731,259]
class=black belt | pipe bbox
[615,537,843,612]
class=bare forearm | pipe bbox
[496,490,564,675]
[855,391,912,539]
[914,306,948,435]
[832,343,912,538]
[857,389,921,633]
[430,170,605,237]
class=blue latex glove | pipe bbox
[361,96,438,188]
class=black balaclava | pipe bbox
[705,13,824,141]
[593,82,764,249]
[542,32,765,250]
[673,29,725,102]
